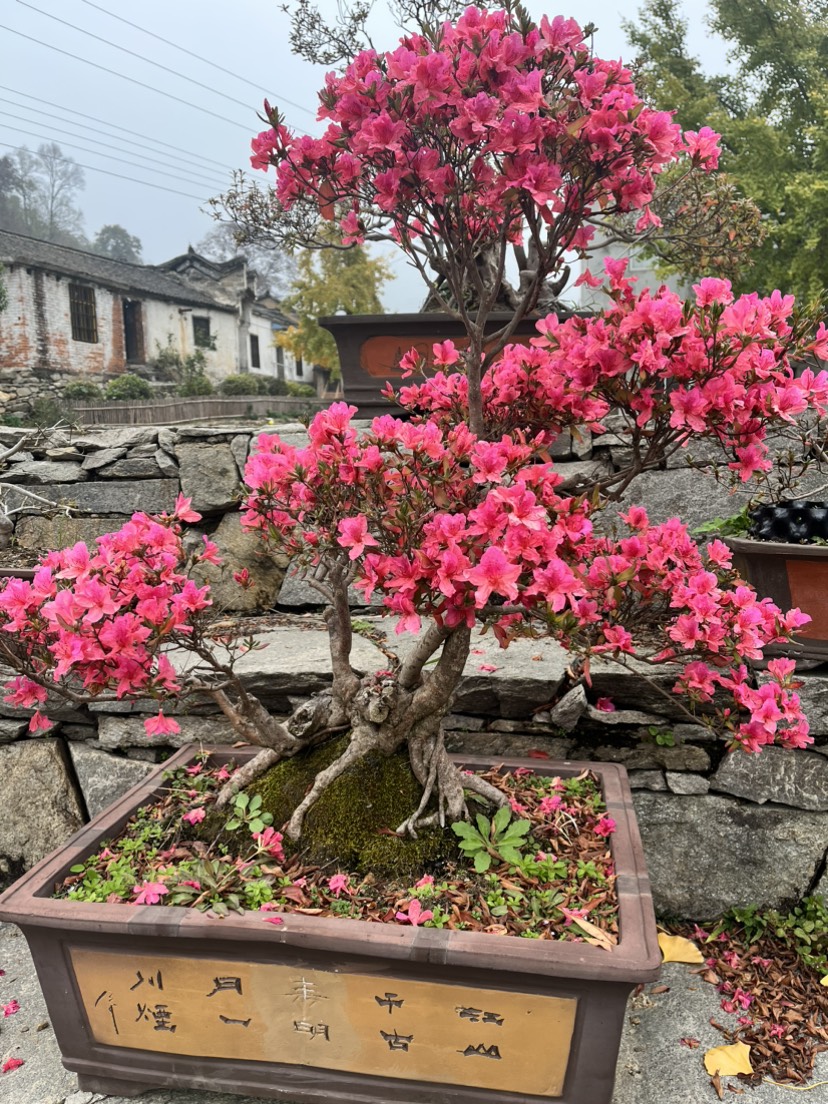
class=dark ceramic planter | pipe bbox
[0,746,659,1104]
[727,534,828,660]
[318,313,543,419]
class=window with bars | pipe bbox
[69,284,98,343]
[193,316,212,349]
[295,356,304,377]
[250,334,261,369]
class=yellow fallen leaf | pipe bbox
[703,1041,753,1077]
[571,916,617,951]
[658,933,704,963]
[821,976,828,987]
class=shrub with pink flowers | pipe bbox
[0,6,825,848]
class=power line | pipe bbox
[78,0,317,121]
[0,141,208,201]
[17,0,260,115]
[0,84,236,174]
[0,106,229,191]
[0,22,250,131]
[0,122,222,195]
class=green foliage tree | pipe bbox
[0,144,86,247]
[92,224,143,263]
[624,0,828,300]
[277,242,390,379]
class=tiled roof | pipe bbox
[0,229,233,311]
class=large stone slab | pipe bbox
[97,457,164,479]
[633,791,828,918]
[0,739,84,888]
[96,713,236,750]
[711,745,828,810]
[81,446,128,471]
[2,461,86,484]
[70,427,158,449]
[188,513,288,612]
[14,514,127,551]
[4,479,179,516]
[783,670,828,736]
[176,441,241,514]
[68,743,155,818]
[602,467,755,534]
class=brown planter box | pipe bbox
[319,313,543,419]
[0,746,659,1103]
[727,536,828,660]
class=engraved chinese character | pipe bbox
[374,992,404,1014]
[294,1021,330,1040]
[456,1006,504,1026]
[219,1015,252,1027]
[130,969,164,991]
[380,1030,413,1052]
[288,977,327,1006]
[207,976,243,997]
[135,1003,177,1032]
[94,990,119,1035]
[459,1043,502,1060]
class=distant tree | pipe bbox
[277,239,390,378]
[91,224,143,263]
[196,223,295,298]
[0,144,86,247]
[624,0,828,300]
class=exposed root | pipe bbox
[459,771,509,808]
[215,748,281,808]
[395,736,441,838]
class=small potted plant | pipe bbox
[1,7,827,1104]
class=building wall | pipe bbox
[141,299,238,380]
[577,241,691,312]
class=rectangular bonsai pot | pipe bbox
[727,536,828,660]
[0,747,660,1104]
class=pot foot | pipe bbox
[77,1072,154,1097]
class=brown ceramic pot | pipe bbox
[0,746,659,1104]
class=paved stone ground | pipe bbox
[1,924,825,1104]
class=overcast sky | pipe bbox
[1,0,728,310]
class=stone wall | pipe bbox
[1,421,826,921]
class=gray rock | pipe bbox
[70,428,158,450]
[553,460,612,493]
[586,657,691,720]
[668,723,718,743]
[126,443,159,458]
[187,512,288,612]
[603,467,755,534]
[633,791,828,918]
[81,447,128,471]
[13,515,124,551]
[627,770,667,791]
[0,739,84,887]
[44,447,82,461]
[443,714,486,731]
[711,746,828,810]
[549,429,573,458]
[488,718,558,734]
[7,450,34,463]
[444,730,574,759]
[0,717,27,742]
[176,442,241,513]
[158,427,178,452]
[580,745,711,772]
[2,461,86,484]
[278,562,376,609]
[96,457,164,479]
[547,685,588,731]
[230,433,251,473]
[783,670,828,736]
[97,713,236,749]
[4,479,178,516]
[67,743,155,817]
[665,772,710,795]
[58,723,97,741]
[154,448,179,478]
[584,706,668,727]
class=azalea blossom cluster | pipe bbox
[394,264,828,481]
[251,6,716,256]
[242,402,808,752]
[0,497,212,736]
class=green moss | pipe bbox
[246,736,459,878]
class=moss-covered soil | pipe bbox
[58,746,620,944]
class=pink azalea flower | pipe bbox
[2,999,20,1017]
[594,816,617,837]
[144,711,181,738]
[132,881,169,906]
[181,807,206,826]
[327,873,351,898]
[252,827,285,862]
[1,1057,24,1074]
[414,874,434,888]
[595,697,616,713]
[336,516,379,560]
[395,899,433,926]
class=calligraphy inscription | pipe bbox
[70,948,577,1097]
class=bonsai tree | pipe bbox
[0,6,826,845]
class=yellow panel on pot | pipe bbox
[70,946,578,1096]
